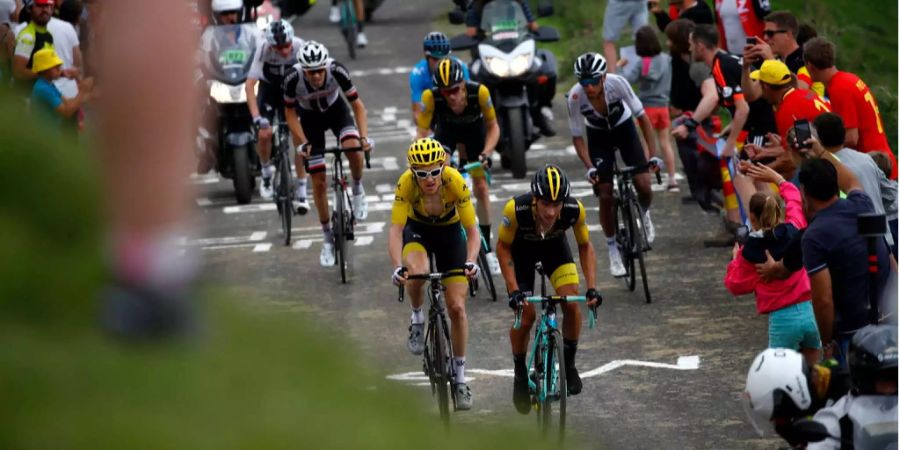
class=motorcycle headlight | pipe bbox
[209,81,250,104]
[486,57,510,77]
[509,53,533,77]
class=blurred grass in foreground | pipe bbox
[0,89,574,449]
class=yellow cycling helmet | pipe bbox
[407,137,446,167]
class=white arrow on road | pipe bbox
[386,355,700,384]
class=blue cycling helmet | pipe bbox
[423,31,451,58]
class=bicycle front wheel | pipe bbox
[278,151,292,246]
[617,196,636,291]
[430,314,452,425]
[540,331,567,442]
[629,200,651,303]
[335,185,348,283]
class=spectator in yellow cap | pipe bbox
[30,45,92,130]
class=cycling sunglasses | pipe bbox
[274,42,292,50]
[412,167,443,179]
[440,84,463,96]
[579,77,601,86]
[764,29,788,38]
[304,68,326,75]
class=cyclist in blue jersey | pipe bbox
[409,31,470,123]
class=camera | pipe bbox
[858,213,887,237]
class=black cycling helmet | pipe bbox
[574,52,607,80]
[423,31,451,58]
[432,57,465,89]
[265,19,295,47]
[531,164,570,203]
[849,324,898,395]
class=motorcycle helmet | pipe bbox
[298,41,329,70]
[743,349,813,436]
[432,57,464,89]
[265,19,294,47]
[573,52,607,80]
[849,324,898,395]
[211,0,243,13]
[423,31,451,58]
[531,164,570,203]
[407,138,446,168]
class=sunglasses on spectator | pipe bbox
[412,167,443,179]
[764,29,789,38]
[579,77,601,86]
[440,84,463,96]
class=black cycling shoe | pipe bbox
[566,366,583,396]
[513,374,531,414]
[533,113,557,137]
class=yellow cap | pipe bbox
[749,59,792,86]
[31,47,63,74]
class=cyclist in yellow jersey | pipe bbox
[389,137,482,411]
[497,164,602,414]
[416,57,502,275]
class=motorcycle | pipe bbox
[201,24,261,204]
[449,0,558,179]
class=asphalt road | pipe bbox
[193,2,783,448]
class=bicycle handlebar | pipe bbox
[396,269,470,303]
[458,161,493,186]
[513,296,598,330]
[322,146,372,169]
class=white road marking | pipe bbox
[224,203,277,214]
[354,236,374,246]
[375,183,393,193]
[383,156,399,171]
[293,239,313,249]
[185,231,267,247]
[253,243,272,252]
[196,197,213,206]
[349,67,413,78]
[383,106,398,114]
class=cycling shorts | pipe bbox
[434,120,486,165]
[587,119,648,184]
[402,221,468,285]
[298,100,359,174]
[512,236,579,294]
[257,81,285,122]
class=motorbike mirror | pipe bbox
[790,419,832,443]
[450,33,478,51]
[537,3,554,17]
[448,8,465,25]
[532,26,560,42]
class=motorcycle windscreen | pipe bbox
[205,24,259,84]
[480,0,528,46]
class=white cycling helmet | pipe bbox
[212,0,243,13]
[265,19,294,47]
[743,349,812,436]
[573,52,607,80]
[298,41,329,70]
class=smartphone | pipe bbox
[746,37,757,46]
[793,119,813,149]
[858,213,887,237]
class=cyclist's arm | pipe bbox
[332,62,368,139]
[496,199,520,292]
[284,106,309,146]
[349,97,369,140]
[573,202,596,289]
[572,136,592,169]
[478,85,499,155]
[282,70,308,145]
[457,183,480,263]
[389,179,411,268]
[483,118,500,156]
[567,90,592,169]
[635,113,658,159]
[415,89,436,138]
[246,77,261,119]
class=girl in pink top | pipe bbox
[724,163,821,365]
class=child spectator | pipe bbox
[871,151,898,258]
[725,162,820,365]
[30,46,91,131]
[621,25,678,191]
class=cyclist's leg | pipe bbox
[618,120,652,209]
[329,101,368,218]
[547,245,584,394]
[401,222,430,355]
[588,127,620,256]
[353,0,367,45]
[298,112,331,243]
[436,224,471,395]
[509,243,537,412]
[256,82,276,167]
[460,126,493,249]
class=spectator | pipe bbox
[13,0,82,98]
[621,25,677,190]
[743,11,822,99]
[601,0,648,72]
[724,162,820,365]
[797,146,892,367]
[803,37,896,179]
[813,113,894,250]
[58,0,82,31]
[714,0,768,54]
[29,46,90,129]
[666,19,722,211]
[649,0,714,32]
[870,151,898,258]
[0,0,15,82]
[742,59,830,180]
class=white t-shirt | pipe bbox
[566,73,645,136]
[716,0,747,53]
[15,18,80,97]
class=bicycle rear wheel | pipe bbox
[277,150,292,246]
[477,247,498,302]
[617,196,636,291]
[430,313,452,425]
[629,200,652,303]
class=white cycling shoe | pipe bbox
[293,196,310,215]
[643,210,656,244]
[608,249,626,278]
[328,6,340,23]
[485,251,501,275]
[356,32,368,48]
[320,242,336,266]
[259,177,274,200]
[352,191,368,220]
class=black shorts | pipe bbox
[434,120,486,164]
[298,101,359,174]
[511,237,579,294]
[586,119,648,184]
[257,81,285,122]
[402,220,468,283]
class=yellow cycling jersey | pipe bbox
[498,194,591,246]
[391,166,476,227]
[416,81,497,130]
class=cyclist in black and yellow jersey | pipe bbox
[389,137,482,411]
[416,57,502,275]
[497,164,602,414]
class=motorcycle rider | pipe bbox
[464,0,558,137]
[246,19,309,211]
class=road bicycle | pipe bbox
[269,108,294,246]
[322,145,370,283]
[512,262,596,443]
[398,265,474,426]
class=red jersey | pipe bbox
[774,88,830,146]
[826,71,896,178]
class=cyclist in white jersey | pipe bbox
[246,19,307,208]
[567,52,660,277]
[283,41,371,266]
